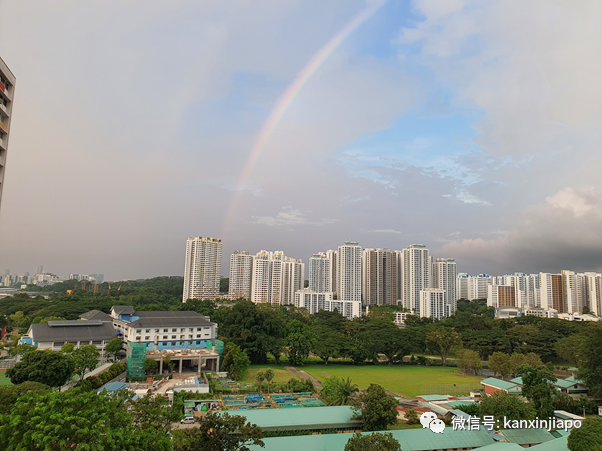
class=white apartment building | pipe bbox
[561,270,580,314]
[228,250,253,300]
[0,57,15,213]
[338,242,362,303]
[309,253,331,293]
[402,245,430,314]
[419,288,449,320]
[251,250,304,305]
[325,249,338,297]
[362,248,397,306]
[456,274,492,301]
[432,258,457,313]
[583,272,602,316]
[182,237,222,302]
[294,288,360,320]
[539,273,564,312]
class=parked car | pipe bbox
[180,416,195,424]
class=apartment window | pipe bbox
[197,327,202,331]
[163,335,168,339]
[172,328,177,332]
[155,329,159,333]
[188,328,193,332]
[136,336,141,341]
[145,336,150,340]
[189,335,193,339]
[145,329,150,333]
[172,335,176,339]
[180,328,185,332]
[163,329,168,333]
[180,335,185,339]
[92,341,101,345]
[136,329,141,334]
[196,334,201,338]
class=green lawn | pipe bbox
[242,365,302,384]
[0,370,13,387]
[298,364,482,398]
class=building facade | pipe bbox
[228,250,253,300]
[402,245,430,314]
[419,288,449,320]
[432,258,457,313]
[182,237,223,302]
[337,242,362,303]
[309,253,331,293]
[539,273,564,313]
[361,248,398,306]
[456,273,492,301]
[487,285,516,308]
[294,289,360,320]
[250,250,304,305]
[0,57,15,214]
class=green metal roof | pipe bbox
[248,428,495,451]
[553,379,577,389]
[227,406,361,431]
[476,442,524,451]
[418,394,450,402]
[447,400,477,408]
[509,377,523,385]
[500,428,556,445]
[481,377,519,391]
[529,436,569,450]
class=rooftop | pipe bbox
[248,427,495,451]
[528,436,568,450]
[477,443,524,451]
[500,428,556,445]
[481,377,520,391]
[229,406,360,430]
[112,306,134,315]
[417,394,451,402]
[79,310,113,322]
[30,321,116,343]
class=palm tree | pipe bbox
[255,371,265,393]
[325,377,359,406]
[264,368,275,395]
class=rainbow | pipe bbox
[222,0,386,236]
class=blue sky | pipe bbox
[2,0,602,279]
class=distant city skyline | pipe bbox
[2,2,602,280]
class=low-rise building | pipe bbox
[495,306,521,319]
[20,320,116,353]
[294,289,360,320]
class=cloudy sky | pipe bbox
[1,0,602,281]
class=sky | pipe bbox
[2,0,602,280]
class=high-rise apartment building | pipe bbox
[420,288,449,320]
[432,258,457,313]
[0,57,16,214]
[337,242,362,303]
[228,250,253,300]
[487,285,516,308]
[583,272,602,316]
[456,273,492,301]
[402,245,430,314]
[250,250,304,305]
[325,249,338,297]
[309,253,331,293]
[539,273,564,313]
[182,237,222,302]
[362,248,398,306]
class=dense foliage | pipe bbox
[345,432,401,451]
[7,350,75,388]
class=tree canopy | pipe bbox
[345,432,401,451]
[7,349,75,388]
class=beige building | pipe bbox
[228,250,253,300]
[432,258,457,313]
[337,242,362,303]
[309,252,331,293]
[182,237,223,302]
[361,248,398,306]
[402,245,431,314]
[487,285,516,308]
[0,57,16,213]
[251,250,304,305]
[420,288,448,320]
[539,273,564,313]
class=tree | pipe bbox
[61,342,75,354]
[576,326,602,397]
[524,352,543,368]
[39,316,65,323]
[173,412,264,451]
[365,321,413,364]
[0,382,50,415]
[509,353,527,376]
[285,319,315,366]
[10,343,37,357]
[145,358,158,374]
[72,344,100,380]
[106,338,124,361]
[321,376,360,406]
[518,364,557,418]
[264,368,274,394]
[353,384,398,431]
[6,350,74,388]
[555,334,583,365]
[479,391,536,425]
[311,327,344,365]
[164,355,176,374]
[425,327,461,365]
[568,417,602,451]
[255,371,265,392]
[0,388,173,450]
[488,352,512,379]
[345,432,401,451]
[221,342,251,380]
[456,349,482,375]
[8,311,25,328]
[405,409,419,425]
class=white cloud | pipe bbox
[254,208,337,228]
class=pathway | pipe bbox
[285,366,323,391]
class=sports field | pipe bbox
[0,370,13,387]
[299,364,482,398]
[242,365,301,384]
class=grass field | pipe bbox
[0,370,13,387]
[242,365,302,384]
[298,364,482,398]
